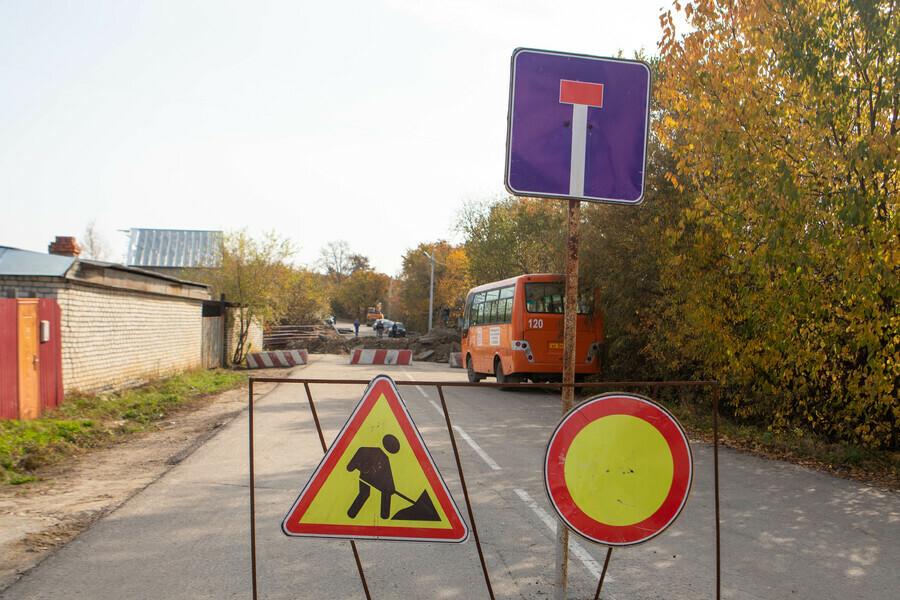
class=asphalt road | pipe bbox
[2,356,898,599]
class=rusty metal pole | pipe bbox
[713,383,721,600]
[249,380,256,600]
[555,197,581,600]
[436,386,495,600]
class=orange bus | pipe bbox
[460,274,603,387]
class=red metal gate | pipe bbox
[0,299,15,419]
[0,298,63,420]
[38,298,64,415]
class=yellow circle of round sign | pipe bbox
[564,414,674,526]
[544,393,693,546]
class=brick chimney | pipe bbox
[48,236,82,257]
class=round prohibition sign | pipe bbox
[544,392,693,546]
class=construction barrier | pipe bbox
[349,349,413,365]
[448,353,463,368]
[246,350,309,369]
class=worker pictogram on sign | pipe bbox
[544,392,693,546]
[282,375,469,543]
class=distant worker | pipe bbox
[376,320,384,338]
[346,434,401,519]
[390,323,398,338]
[354,318,360,336]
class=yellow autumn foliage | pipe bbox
[652,0,900,448]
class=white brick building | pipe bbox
[1,244,211,396]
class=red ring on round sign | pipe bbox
[544,393,693,546]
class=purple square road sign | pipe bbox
[505,48,651,205]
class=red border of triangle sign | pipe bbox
[282,375,469,543]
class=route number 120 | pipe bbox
[528,319,544,329]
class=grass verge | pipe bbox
[1,369,247,485]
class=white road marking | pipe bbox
[400,371,612,592]
[513,488,613,585]
[402,370,429,397]
[453,426,502,471]
[404,371,502,472]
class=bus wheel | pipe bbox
[467,357,483,383]
[495,359,512,391]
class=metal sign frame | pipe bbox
[248,378,722,600]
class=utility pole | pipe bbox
[423,250,435,331]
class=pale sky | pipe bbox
[1,0,672,276]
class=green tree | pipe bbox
[281,268,332,325]
[457,195,567,284]
[657,0,900,447]
[189,230,295,363]
[579,102,693,381]
[434,246,471,326]
[398,241,464,332]
[334,270,390,321]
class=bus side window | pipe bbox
[462,294,473,336]
[499,286,514,323]
[470,292,485,327]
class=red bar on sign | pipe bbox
[559,80,604,107]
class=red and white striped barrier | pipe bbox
[245,350,309,369]
[350,349,412,365]
[448,353,463,368]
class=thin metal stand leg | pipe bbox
[303,382,372,600]
[437,385,495,600]
[249,380,258,600]
[592,547,613,600]
[713,384,721,600]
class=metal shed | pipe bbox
[125,228,222,276]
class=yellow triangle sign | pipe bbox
[282,375,469,543]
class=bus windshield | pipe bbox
[524,282,592,315]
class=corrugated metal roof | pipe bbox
[125,229,222,268]
[0,246,76,277]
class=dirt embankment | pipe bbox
[287,327,462,362]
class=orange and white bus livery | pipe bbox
[460,274,603,387]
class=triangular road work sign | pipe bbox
[282,375,469,543]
